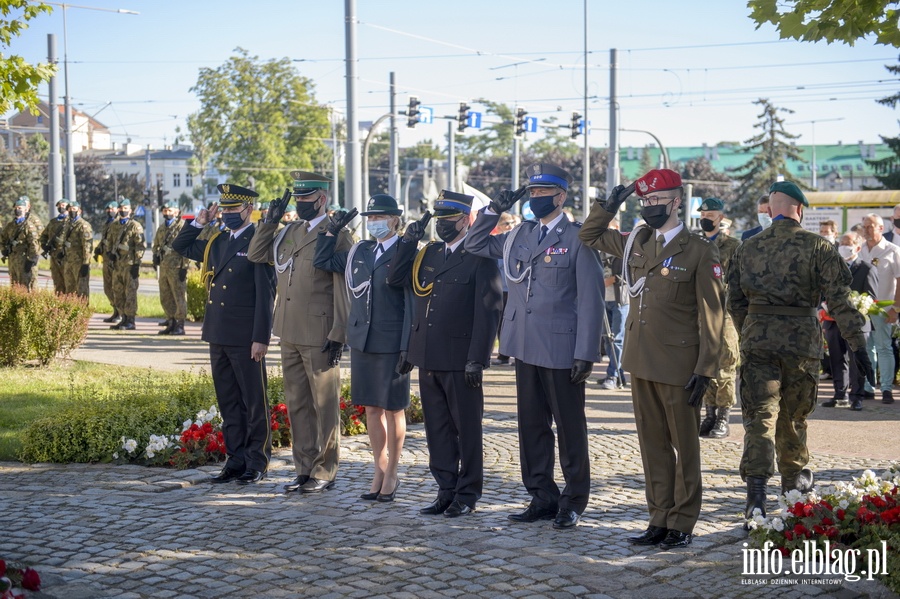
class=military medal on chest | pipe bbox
[660,257,673,277]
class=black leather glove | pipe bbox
[152,254,161,268]
[396,351,414,375]
[178,268,188,282]
[93,246,102,260]
[326,208,359,236]
[266,188,292,224]
[321,339,344,368]
[79,264,89,278]
[465,361,484,388]
[685,374,711,407]
[601,182,636,214]
[402,211,432,243]
[570,359,594,385]
[852,347,876,387]
[56,251,65,261]
[24,259,34,273]
[130,264,140,279]
[489,186,527,214]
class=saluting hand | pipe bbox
[251,342,268,362]
[266,188,292,224]
[402,211,432,243]
[601,182,635,214]
[195,202,218,226]
[685,374,711,407]
[325,208,359,236]
[489,186,527,214]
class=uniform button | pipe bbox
[208,300,212,305]
[222,285,227,289]
[436,279,441,283]
[211,283,216,287]
[428,323,432,327]
[528,292,533,297]
[228,268,233,272]
[526,309,532,314]
[640,320,646,325]
[531,276,536,280]
[220,302,225,306]
[649,272,654,277]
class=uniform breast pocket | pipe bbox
[446,273,471,285]
[542,254,572,287]
[664,275,695,303]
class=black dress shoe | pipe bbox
[508,503,557,523]
[377,480,400,502]
[360,491,380,500]
[443,500,474,518]
[209,467,243,484]
[552,509,580,529]
[236,469,266,485]
[284,475,310,493]
[628,525,669,545]
[659,530,693,549]
[419,497,453,515]
[300,478,334,493]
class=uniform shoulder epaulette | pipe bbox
[572,220,583,228]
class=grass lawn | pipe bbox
[89,292,166,318]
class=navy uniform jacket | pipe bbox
[314,236,414,354]
[173,222,276,347]
[387,236,502,371]
[465,210,604,370]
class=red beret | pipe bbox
[635,169,683,197]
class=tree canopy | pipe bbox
[748,0,900,47]
[0,1,55,115]
[186,48,331,200]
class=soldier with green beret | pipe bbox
[727,180,874,528]
[1,196,43,290]
[97,200,122,321]
[58,200,93,297]
[153,200,190,335]
[39,198,69,293]
[281,203,298,223]
[107,198,145,330]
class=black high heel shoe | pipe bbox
[360,489,380,500]
[377,480,400,502]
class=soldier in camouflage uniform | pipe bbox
[58,200,93,297]
[39,198,69,293]
[153,201,190,335]
[696,197,741,439]
[727,181,874,528]
[96,200,121,322]
[1,197,43,290]
[107,198,145,331]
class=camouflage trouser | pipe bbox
[62,260,90,298]
[159,265,187,320]
[102,259,115,303]
[9,254,37,291]
[703,313,739,408]
[112,263,139,317]
[738,348,818,482]
[50,257,66,293]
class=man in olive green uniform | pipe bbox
[153,201,190,335]
[1,197,43,290]
[96,200,121,321]
[696,197,741,439]
[248,171,352,494]
[107,199,145,330]
[39,198,69,293]
[580,169,725,549]
[727,181,873,527]
[58,200,93,297]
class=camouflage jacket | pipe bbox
[39,214,68,256]
[726,217,866,357]
[151,218,190,269]
[1,212,42,260]
[96,217,116,255]
[106,218,146,266]
[59,217,94,266]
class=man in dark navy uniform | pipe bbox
[173,183,277,485]
[388,190,503,518]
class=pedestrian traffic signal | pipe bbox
[457,101,470,133]
[571,112,582,139]
[515,107,527,137]
[407,96,421,128]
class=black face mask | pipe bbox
[296,199,320,221]
[699,218,717,232]
[892,218,900,229]
[640,204,671,230]
[435,219,461,243]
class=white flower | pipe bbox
[839,499,849,509]
[122,438,138,454]
[113,452,119,459]
[771,517,784,532]
[746,518,759,530]
[785,489,803,504]
[182,419,193,432]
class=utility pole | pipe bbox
[447,121,455,192]
[582,1,590,220]
[606,48,620,195]
[389,72,400,199]
[47,34,62,213]
[344,0,362,217]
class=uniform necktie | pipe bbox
[375,243,384,261]
[654,234,665,259]
[538,225,549,244]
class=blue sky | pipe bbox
[9,0,899,152]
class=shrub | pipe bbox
[186,270,207,322]
[0,286,90,367]
[338,381,425,436]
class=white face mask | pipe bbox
[838,245,856,261]
[758,213,773,229]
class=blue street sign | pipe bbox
[466,111,482,129]
[418,106,434,124]
[134,205,145,217]
[524,116,538,133]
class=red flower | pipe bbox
[812,524,826,536]
[778,547,789,557]
[784,530,794,541]
[825,526,840,538]
[0,559,5,577]
[821,517,833,526]
[272,422,280,431]
[836,508,846,521]
[20,567,41,591]
[793,524,810,537]
[820,500,833,511]
[340,401,347,410]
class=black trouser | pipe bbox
[419,369,484,508]
[209,343,272,472]
[515,360,590,514]
[823,320,866,398]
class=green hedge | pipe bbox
[186,270,207,322]
[0,286,91,367]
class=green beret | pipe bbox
[56,198,69,207]
[699,197,724,211]
[15,196,28,206]
[284,203,297,214]
[769,181,808,207]
[106,200,119,209]
[258,202,270,211]
[68,199,80,209]
[164,200,179,209]
[118,198,131,207]
[327,204,342,212]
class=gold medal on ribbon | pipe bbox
[544,256,552,263]
[660,267,670,276]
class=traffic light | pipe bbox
[407,96,420,128]
[571,112,582,139]
[515,106,527,137]
[457,101,470,133]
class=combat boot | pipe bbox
[782,468,814,495]
[118,316,136,331]
[744,476,768,530]
[158,319,174,335]
[708,407,730,438]
[103,308,121,323]
[169,319,185,336]
[158,318,170,327]
[698,405,716,437]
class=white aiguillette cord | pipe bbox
[623,224,652,298]
[272,223,295,275]
[502,222,535,302]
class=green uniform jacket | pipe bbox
[59,217,93,266]
[726,217,866,357]
[106,218,146,267]
[39,215,67,257]
[1,212,42,261]
[152,218,191,269]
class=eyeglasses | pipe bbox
[639,195,677,206]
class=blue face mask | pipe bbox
[529,192,560,219]
[165,217,175,227]
[366,220,392,240]
[222,211,245,230]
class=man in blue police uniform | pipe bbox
[465,163,604,529]
[388,190,503,518]
[173,183,277,485]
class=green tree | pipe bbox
[731,98,805,221]
[866,59,900,188]
[0,1,55,115]
[186,48,331,199]
[680,156,737,205]
[748,0,900,47]
[74,154,145,230]
[0,133,48,219]
[456,99,515,159]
